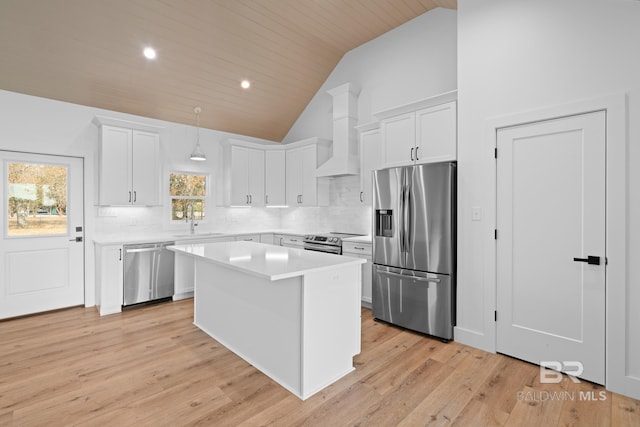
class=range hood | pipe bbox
[316,83,360,177]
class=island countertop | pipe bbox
[168,241,365,281]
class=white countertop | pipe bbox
[343,235,372,244]
[92,229,318,245]
[168,241,365,281]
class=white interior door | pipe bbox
[0,152,84,319]
[496,111,606,384]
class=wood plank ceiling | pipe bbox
[0,0,456,142]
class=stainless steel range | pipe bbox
[303,232,364,255]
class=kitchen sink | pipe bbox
[173,232,225,238]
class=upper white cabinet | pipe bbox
[220,137,329,208]
[265,150,286,206]
[377,92,457,168]
[286,140,330,207]
[229,146,265,207]
[415,101,457,163]
[94,117,161,206]
[356,124,382,205]
[380,113,416,168]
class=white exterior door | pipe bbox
[0,152,84,319]
[496,111,606,384]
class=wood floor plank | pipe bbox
[611,392,640,427]
[0,299,638,426]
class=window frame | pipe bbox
[168,171,210,224]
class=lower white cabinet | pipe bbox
[235,234,260,242]
[94,244,124,315]
[260,233,275,244]
[342,241,373,306]
[174,236,235,300]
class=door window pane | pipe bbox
[7,162,68,236]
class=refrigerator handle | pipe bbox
[402,184,411,253]
[406,186,412,251]
[400,186,405,253]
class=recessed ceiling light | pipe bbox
[143,47,156,60]
[241,80,251,89]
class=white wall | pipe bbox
[0,89,282,307]
[457,0,640,398]
[281,7,456,235]
[283,8,457,143]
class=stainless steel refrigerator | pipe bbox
[372,162,456,340]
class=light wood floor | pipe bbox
[1,299,638,427]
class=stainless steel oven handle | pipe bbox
[378,270,441,283]
[304,243,341,254]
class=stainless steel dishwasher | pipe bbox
[123,241,175,307]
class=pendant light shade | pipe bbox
[190,106,206,161]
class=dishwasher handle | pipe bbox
[125,247,162,254]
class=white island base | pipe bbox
[170,242,364,400]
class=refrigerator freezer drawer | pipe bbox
[372,265,453,340]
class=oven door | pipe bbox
[303,241,341,255]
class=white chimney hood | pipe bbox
[316,83,360,177]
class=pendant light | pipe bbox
[190,106,206,161]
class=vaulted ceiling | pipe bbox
[0,0,456,142]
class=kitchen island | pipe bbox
[168,241,365,400]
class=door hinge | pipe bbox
[494,311,497,322]
[494,229,497,240]
[494,148,498,159]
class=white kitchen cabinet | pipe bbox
[94,244,124,315]
[380,113,416,168]
[358,127,382,205]
[265,150,286,206]
[235,234,260,242]
[260,233,275,244]
[286,144,329,207]
[342,241,373,307]
[377,93,457,168]
[415,101,457,163]
[229,146,265,207]
[174,236,235,300]
[96,124,160,206]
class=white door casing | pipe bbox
[0,152,84,319]
[496,111,606,384]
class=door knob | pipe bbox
[573,256,600,265]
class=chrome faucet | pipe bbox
[186,202,198,234]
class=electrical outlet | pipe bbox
[472,206,482,221]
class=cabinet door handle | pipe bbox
[249,194,252,204]
[415,146,419,161]
[129,191,132,203]
[265,195,269,204]
[354,246,366,250]
[133,191,137,203]
[360,191,364,203]
[279,237,283,246]
[119,248,122,261]
[246,195,249,204]
[573,256,600,265]
[410,147,414,161]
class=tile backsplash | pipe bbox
[95,175,372,236]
